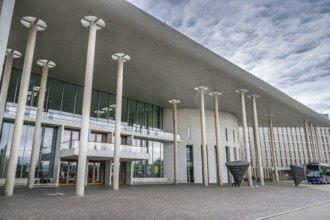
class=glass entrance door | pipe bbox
[186,145,194,183]
[87,161,105,185]
[59,161,77,185]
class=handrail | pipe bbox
[5,102,178,139]
[60,140,148,154]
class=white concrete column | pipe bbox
[235,89,252,186]
[248,94,264,186]
[0,49,22,133]
[4,17,46,196]
[169,99,180,184]
[76,16,105,197]
[309,123,319,162]
[112,53,130,190]
[194,86,209,186]
[314,125,323,162]
[209,91,223,186]
[267,114,279,183]
[27,59,55,189]
[0,0,16,79]
[304,120,313,162]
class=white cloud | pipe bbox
[128,0,330,115]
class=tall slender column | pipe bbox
[0,49,22,133]
[0,0,16,80]
[309,123,319,162]
[314,124,323,162]
[112,53,130,190]
[248,94,264,186]
[169,99,180,184]
[304,120,313,162]
[194,86,209,186]
[27,59,55,189]
[209,92,223,186]
[4,17,46,196]
[235,89,252,186]
[267,114,279,183]
[309,122,317,161]
[76,16,105,197]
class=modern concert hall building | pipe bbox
[1,0,330,196]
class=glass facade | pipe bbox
[0,122,57,179]
[1,68,166,181]
[133,139,164,178]
[6,68,163,130]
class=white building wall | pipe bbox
[240,126,330,181]
[163,108,240,184]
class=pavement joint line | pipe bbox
[255,200,330,220]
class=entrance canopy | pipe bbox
[7,0,330,127]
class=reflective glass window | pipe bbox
[0,122,14,178]
[37,127,57,178]
[128,99,137,127]
[137,102,145,129]
[26,74,41,107]
[121,97,128,123]
[98,92,109,120]
[145,104,153,128]
[47,79,63,111]
[62,129,80,150]
[109,94,116,120]
[6,69,21,103]
[153,106,160,129]
[90,90,99,118]
[74,85,83,115]
[62,82,75,113]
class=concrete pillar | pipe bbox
[248,94,264,186]
[0,0,16,80]
[0,49,22,133]
[209,91,223,186]
[235,89,252,186]
[112,53,130,190]
[267,114,279,183]
[309,122,317,162]
[194,86,209,186]
[304,120,313,162]
[169,99,180,184]
[53,125,64,186]
[4,17,47,196]
[314,125,323,162]
[28,59,55,189]
[76,16,105,197]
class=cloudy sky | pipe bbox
[127,0,330,116]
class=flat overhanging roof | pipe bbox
[6,0,330,127]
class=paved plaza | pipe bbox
[1,182,330,220]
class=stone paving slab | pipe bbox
[1,182,330,220]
